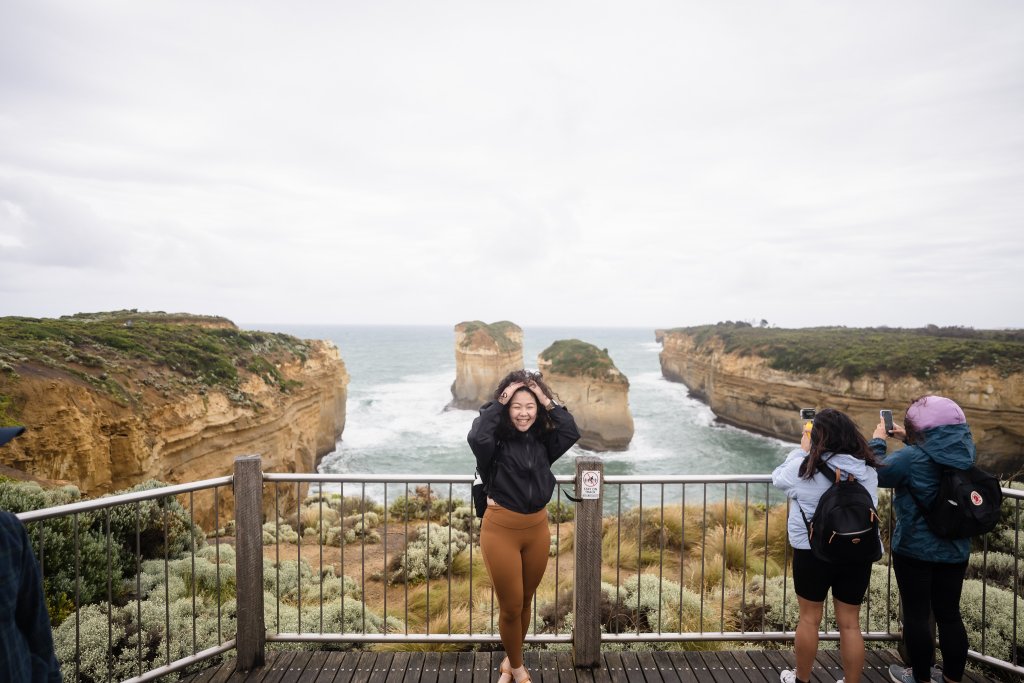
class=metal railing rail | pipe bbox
[12,458,1023,681]
[16,476,235,683]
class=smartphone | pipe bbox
[880,409,894,435]
[799,408,816,422]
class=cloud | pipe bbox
[1,0,1023,327]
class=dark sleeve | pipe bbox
[544,405,581,464]
[467,401,504,471]
[12,518,62,682]
[875,440,912,489]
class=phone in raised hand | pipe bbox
[880,409,894,436]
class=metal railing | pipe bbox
[12,455,1024,681]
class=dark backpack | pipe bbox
[907,447,1002,539]
[799,456,883,564]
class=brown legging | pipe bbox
[479,503,550,669]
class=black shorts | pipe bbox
[791,548,872,605]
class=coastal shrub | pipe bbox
[262,521,299,544]
[457,321,520,354]
[986,482,1023,555]
[449,506,479,535]
[388,523,469,584]
[966,552,1024,594]
[104,480,205,568]
[342,511,380,529]
[300,503,340,531]
[750,563,900,634]
[338,494,384,517]
[960,579,1022,664]
[620,573,711,633]
[539,339,626,383]
[547,499,575,523]
[343,519,380,545]
[52,545,398,679]
[0,479,205,625]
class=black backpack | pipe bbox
[907,446,1002,539]
[799,456,883,564]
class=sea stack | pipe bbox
[538,340,634,451]
[448,321,524,410]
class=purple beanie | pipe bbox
[905,396,966,431]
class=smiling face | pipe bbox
[507,388,538,432]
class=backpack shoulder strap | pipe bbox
[796,454,836,533]
[480,439,503,489]
[903,443,937,516]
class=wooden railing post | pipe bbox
[572,454,603,668]
[234,455,265,671]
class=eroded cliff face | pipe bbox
[448,321,524,410]
[658,330,1024,475]
[538,347,634,452]
[0,339,348,527]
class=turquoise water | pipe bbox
[250,325,793,506]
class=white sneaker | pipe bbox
[779,670,797,683]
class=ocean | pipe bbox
[250,325,794,507]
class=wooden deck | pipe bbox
[178,648,1002,683]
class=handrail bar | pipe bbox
[119,641,236,683]
[16,475,234,523]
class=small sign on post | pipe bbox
[580,470,601,499]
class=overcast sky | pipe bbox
[1,1,1022,330]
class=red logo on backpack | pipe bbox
[970,491,983,506]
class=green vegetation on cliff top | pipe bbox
[457,320,521,353]
[0,311,310,416]
[668,322,1024,380]
[540,339,627,383]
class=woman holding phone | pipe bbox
[772,408,882,683]
[467,370,580,683]
[871,396,974,683]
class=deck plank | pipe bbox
[399,652,426,683]
[616,651,647,683]
[813,649,842,682]
[176,648,1007,683]
[696,651,734,683]
[633,651,663,683]
[367,652,394,683]
[384,652,411,683]
[419,652,442,683]
[729,649,773,683]
[278,651,317,683]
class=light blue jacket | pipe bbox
[871,423,975,563]
[772,448,879,550]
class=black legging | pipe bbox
[892,553,969,682]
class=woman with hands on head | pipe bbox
[467,370,580,683]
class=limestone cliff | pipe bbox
[657,327,1024,476]
[538,340,634,451]
[448,321,524,410]
[0,312,348,526]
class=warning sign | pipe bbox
[580,470,601,500]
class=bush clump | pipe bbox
[539,339,627,383]
[388,523,469,584]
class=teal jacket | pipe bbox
[870,423,975,563]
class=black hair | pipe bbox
[493,369,560,438]
[799,407,880,479]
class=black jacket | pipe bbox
[467,400,581,514]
